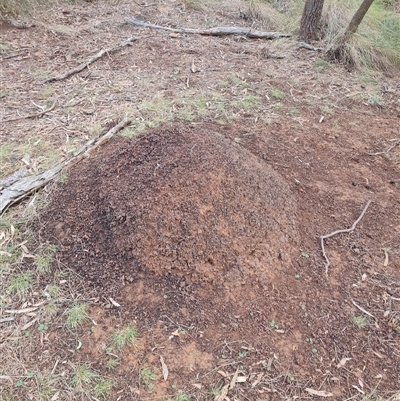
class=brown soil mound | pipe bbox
[43,125,298,290]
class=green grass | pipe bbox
[358,71,380,84]
[94,379,112,400]
[140,367,156,390]
[235,95,262,110]
[71,364,97,386]
[70,363,112,397]
[0,244,22,265]
[368,94,384,107]
[231,76,251,88]
[57,172,68,184]
[320,105,334,115]
[119,127,138,138]
[0,42,10,52]
[270,89,285,100]
[0,89,10,97]
[44,284,60,298]
[34,244,57,272]
[269,320,279,329]
[7,271,32,295]
[165,392,191,401]
[351,314,369,328]
[65,303,89,329]
[43,301,58,318]
[34,372,57,401]
[178,107,195,121]
[105,358,119,371]
[139,97,173,114]
[110,324,138,351]
[314,58,331,73]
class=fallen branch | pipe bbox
[297,41,324,52]
[44,36,139,83]
[3,97,57,122]
[124,18,291,39]
[0,118,131,215]
[320,200,372,275]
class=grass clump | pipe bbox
[34,372,57,401]
[314,58,331,73]
[71,363,111,398]
[71,364,98,389]
[322,0,400,70]
[182,0,204,10]
[368,94,384,107]
[7,271,32,295]
[165,392,191,401]
[270,89,285,100]
[140,366,156,390]
[0,0,62,17]
[43,284,60,298]
[110,324,138,351]
[65,303,89,329]
[34,244,57,272]
[105,358,119,371]
[94,379,112,400]
[351,314,369,328]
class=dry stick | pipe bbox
[0,118,131,215]
[44,36,139,83]
[0,316,15,323]
[124,18,291,39]
[3,97,57,122]
[297,41,324,51]
[351,299,375,319]
[320,200,372,275]
[368,139,400,156]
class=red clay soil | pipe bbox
[43,126,298,288]
[39,118,400,400]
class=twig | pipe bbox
[124,18,291,39]
[351,299,375,319]
[320,200,372,275]
[0,316,15,323]
[297,41,324,51]
[3,98,57,122]
[368,139,400,156]
[44,36,139,83]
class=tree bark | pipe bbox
[298,0,325,41]
[342,0,375,41]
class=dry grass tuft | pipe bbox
[322,0,400,71]
[251,0,400,71]
[0,0,101,17]
[0,0,52,16]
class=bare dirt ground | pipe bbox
[1,0,400,400]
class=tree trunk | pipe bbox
[298,0,325,41]
[342,0,375,41]
[327,0,375,64]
